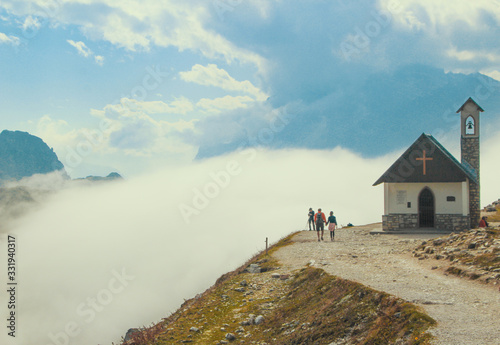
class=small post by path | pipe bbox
[265,237,268,255]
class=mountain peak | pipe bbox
[0,130,66,181]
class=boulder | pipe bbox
[247,264,261,273]
[124,328,140,341]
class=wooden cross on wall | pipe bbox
[416,150,433,175]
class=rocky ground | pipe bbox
[273,224,500,345]
[413,227,500,284]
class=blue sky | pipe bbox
[1,0,500,177]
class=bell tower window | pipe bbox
[465,115,475,135]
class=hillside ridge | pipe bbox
[121,221,499,345]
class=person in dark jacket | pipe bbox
[308,208,315,231]
[327,211,337,241]
[314,208,326,241]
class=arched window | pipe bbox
[465,116,475,135]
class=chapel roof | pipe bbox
[373,133,478,186]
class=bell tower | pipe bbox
[457,97,483,228]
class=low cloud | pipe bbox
[481,124,500,205]
[0,147,393,345]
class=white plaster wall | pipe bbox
[386,182,467,215]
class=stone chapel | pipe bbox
[373,97,483,232]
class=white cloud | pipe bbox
[378,0,500,71]
[109,100,194,136]
[0,31,19,45]
[481,126,500,205]
[446,47,478,62]
[67,39,93,57]
[0,0,266,71]
[481,70,500,82]
[180,64,268,101]
[31,106,198,177]
[383,0,500,31]
[447,47,500,63]
[197,95,254,113]
[83,11,151,51]
[120,97,194,115]
[67,39,106,65]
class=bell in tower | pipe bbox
[456,97,484,228]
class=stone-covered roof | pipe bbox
[373,133,478,186]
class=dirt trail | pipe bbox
[273,224,500,345]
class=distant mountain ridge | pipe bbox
[0,130,66,181]
[195,65,500,159]
[76,172,123,182]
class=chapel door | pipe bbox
[418,188,434,227]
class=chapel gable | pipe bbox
[373,134,477,186]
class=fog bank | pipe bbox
[1,140,499,345]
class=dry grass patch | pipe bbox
[485,206,500,222]
[121,231,435,345]
[255,267,435,345]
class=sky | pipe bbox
[1,0,500,177]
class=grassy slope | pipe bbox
[485,205,500,222]
[121,233,435,345]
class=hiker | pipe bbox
[479,216,489,228]
[326,211,337,241]
[308,208,315,231]
[314,208,326,241]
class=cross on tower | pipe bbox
[416,150,433,175]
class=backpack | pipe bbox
[316,212,324,224]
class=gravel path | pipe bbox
[273,224,500,345]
